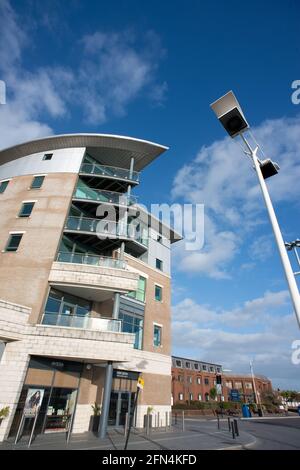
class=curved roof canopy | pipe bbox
[0,133,168,171]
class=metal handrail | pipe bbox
[74,185,137,206]
[80,162,140,182]
[64,216,149,247]
[41,311,122,332]
[56,251,127,269]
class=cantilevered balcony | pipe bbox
[73,185,137,207]
[49,259,139,302]
[80,162,140,185]
[42,311,122,332]
[64,216,148,255]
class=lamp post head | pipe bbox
[210,90,249,138]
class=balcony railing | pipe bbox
[65,216,149,247]
[80,163,140,183]
[56,251,127,269]
[74,186,137,206]
[42,312,122,332]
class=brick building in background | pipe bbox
[171,356,273,405]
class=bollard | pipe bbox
[146,414,150,436]
[165,412,168,432]
[182,410,185,432]
[154,413,157,428]
[175,412,177,425]
[228,417,231,432]
[124,412,129,437]
[157,412,160,428]
[234,419,239,436]
[217,415,220,430]
[169,411,171,429]
[231,421,235,439]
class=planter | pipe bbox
[89,415,100,433]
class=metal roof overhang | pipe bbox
[0,133,168,171]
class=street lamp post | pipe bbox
[250,360,263,417]
[210,91,300,329]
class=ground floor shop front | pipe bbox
[8,356,141,439]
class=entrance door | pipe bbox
[108,391,135,427]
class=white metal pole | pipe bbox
[241,135,300,329]
[250,360,262,415]
[293,247,300,270]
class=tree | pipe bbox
[209,387,217,401]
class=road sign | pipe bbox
[230,389,240,402]
[137,377,144,389]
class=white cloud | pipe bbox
[172,115,300,278]
[0,1,167,148]
[172,290,300,389]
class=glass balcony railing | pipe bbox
[80,163,140,183]
[74,186,137,206]
[42,312,122,332]
[65,216,149,247]
[56,251,127,269]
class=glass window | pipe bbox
[175,360,182,367]
[153,324,162,347]
[198,394,202,401]
[204,378,209,385]
[185,361,191,369]
[119,311,143,350]
[31,175,45,189]
[156,258,163,270]
[187,376,192,383]
[202,364,207,371]
[225,381,233,388]
[197,377,201,385]
[194,363,199,370]
[209,366,214,372]
[0,180,9,194]
[43,153,53,161]
[155,285,162,302]
[179,393,183,401]
[178,375,183,382]
[18,202,35,218]
[235,382,243,389]
[5,233,23,252]
[126,276,146,303]
[189,393,193,401]
[43,288,91,327]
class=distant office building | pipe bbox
[171,356,272,404]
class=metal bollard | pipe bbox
[228,417,231,432]
[182,410,185,432]
[157,412,160,428]
[231,421,235,439]
[175,412,177,425]
[234,419,239,436]
[217,415,220,429]
[124,412,129,437]
[165,412,168,432]
[146,414,150,436]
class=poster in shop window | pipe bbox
[24,388,45,417]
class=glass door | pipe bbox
[108,391,135,427]
[44,387,77,433]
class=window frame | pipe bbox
[153,323,162,347]
[155,258,163,271]
[4,232,24,252]
[30,175,46,190]
[154,284,163,302]
[42,153,53,161]
[18,201,35,218]
[0,179,10,194]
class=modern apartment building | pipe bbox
[0,134,180,441]
[171,356,272,404]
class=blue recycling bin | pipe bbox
[297,405,300,416]
[242,404,251,418]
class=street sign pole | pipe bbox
[124,376,144,450]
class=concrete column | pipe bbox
[112,292,120,320]
[98,361,113,439]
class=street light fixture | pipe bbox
[210,91,300,329]
[285,239,300,276]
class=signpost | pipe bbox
[124,376,144,450]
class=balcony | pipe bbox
[80,162,140,184]
[49,260,139,302]
[73,185,137,206]
[57,251,127,269]
[64,216,148,251]
[42,311,122,332]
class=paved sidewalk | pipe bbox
[0,419,256,450]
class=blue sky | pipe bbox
[1,0,300,389]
